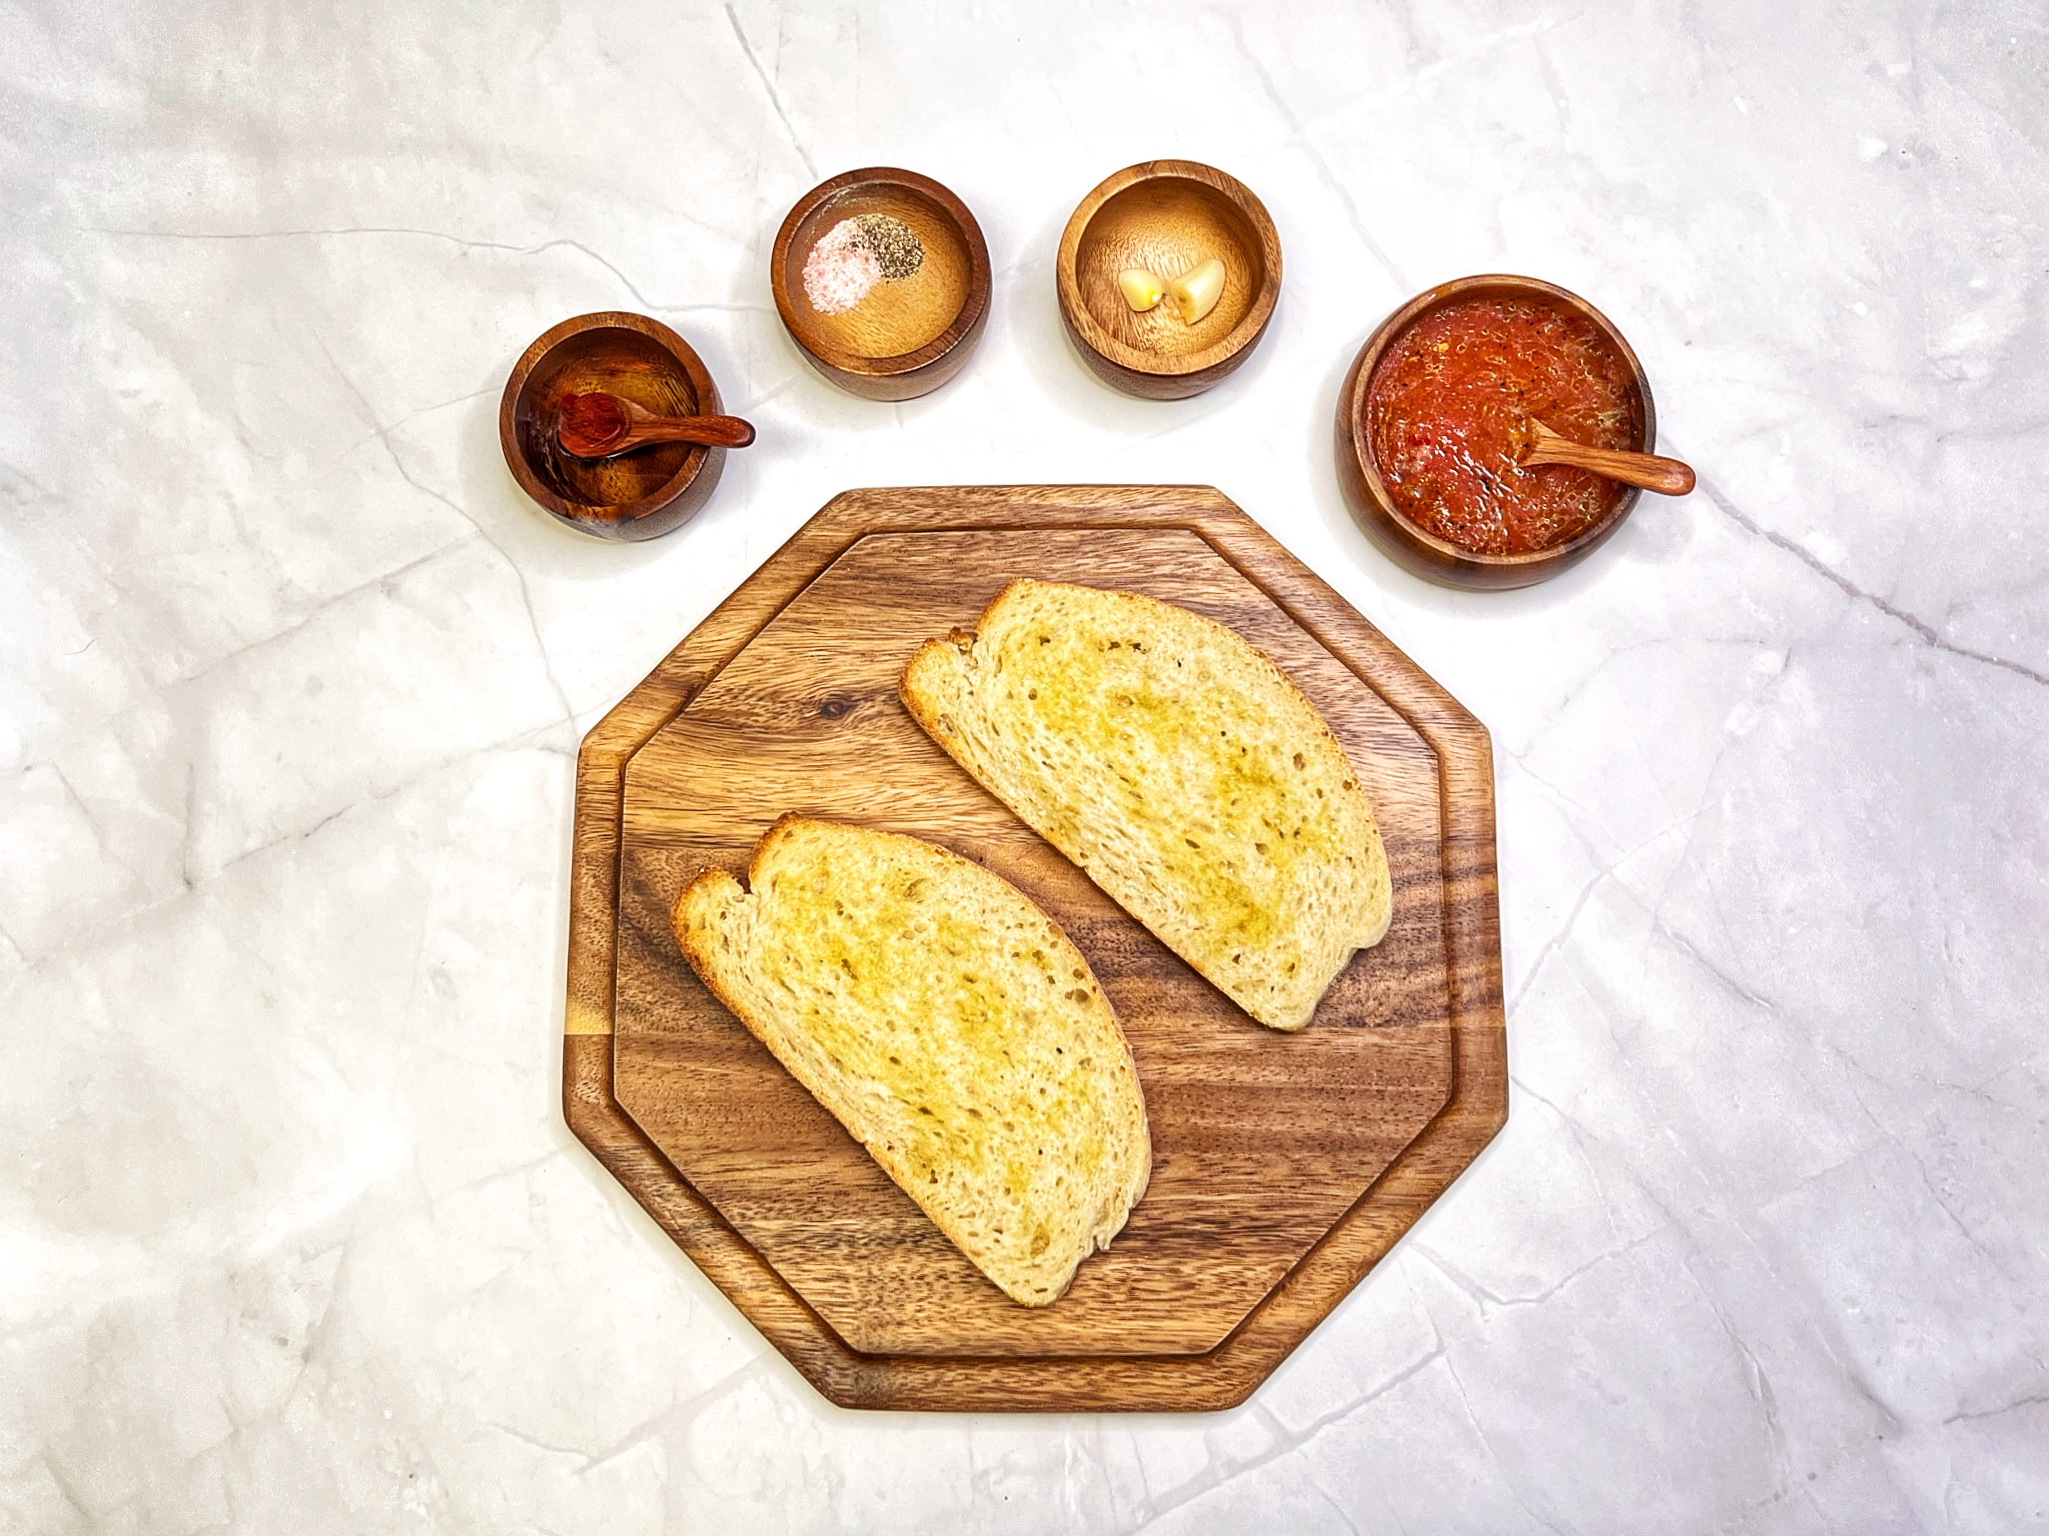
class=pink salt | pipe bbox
[802,218,881,314]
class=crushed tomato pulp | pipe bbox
[1365,295,1642,556]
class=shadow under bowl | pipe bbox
[1335,274,1657,590]
[771,168,991,402]
[500,312,727,541]
[1057,160,1282,401]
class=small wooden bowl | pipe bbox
[770,168,991,402]
[1056,161,1282,400]
[500,312,728,540]
[1335,274,1658,590]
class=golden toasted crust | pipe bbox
[673,816,1151,1306]
[901,580,1392,1030]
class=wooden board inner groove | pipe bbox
[611,522,1458,1360]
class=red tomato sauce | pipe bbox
[1365,295,1642,555]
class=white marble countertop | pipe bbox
[4,2,2045,1531]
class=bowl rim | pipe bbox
[498,310,719,526]
[1341,273,1658,575]
[769,166,992,379]
[1056,159,1284,380]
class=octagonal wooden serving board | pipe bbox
[564,485,1505,1412]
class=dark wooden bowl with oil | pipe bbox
[1057,160,1283,400]
[500,312,728,540]
[770,168,991,402]
[1335,274,1657,590]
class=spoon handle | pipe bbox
[623,415,757,450]
[1524,422,1695,496]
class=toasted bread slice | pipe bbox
[673,816,1151,1307]
[901,579,1392,1031]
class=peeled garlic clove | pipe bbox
[1118,267,1166,312]
[1165,258,1227,324]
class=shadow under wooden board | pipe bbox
[564,485,1506,1412]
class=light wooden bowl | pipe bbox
[1335,274,1657,590]
[771,168,991,402]
[499,312,728,541]
[1056,161,1282,400]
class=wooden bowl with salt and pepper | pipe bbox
[500,311,745,541]
[1057,160,1283,400]
[1337,274,1692,590]
[771,168,992,402]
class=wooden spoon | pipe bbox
[556,390,756,458]
[1521,419,1695,496]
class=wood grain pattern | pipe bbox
[1335,274,1659,589]
[554,391,755,457]
[1523,419,1695,496]
[1057,162,1282,399]
[564,485,1506,1411]
[770,168,992,402]
[499,311,727,540]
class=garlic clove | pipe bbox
[1117,267,1166,312]
[1165,258,1227,324]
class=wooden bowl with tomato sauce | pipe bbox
[1336,275,1657,590]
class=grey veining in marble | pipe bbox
[2,1,2045,1531]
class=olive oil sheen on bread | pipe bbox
[903,580,1393,1031]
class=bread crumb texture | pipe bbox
[902,579,1393,1030]
[675,817,1151,1306]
